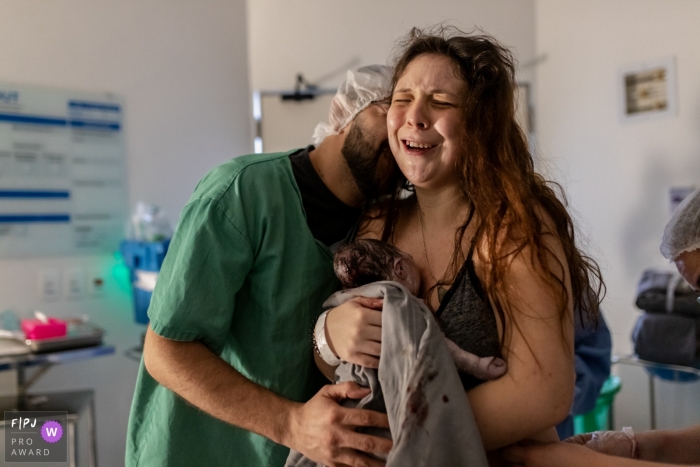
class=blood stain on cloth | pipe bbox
[403,370,439,428]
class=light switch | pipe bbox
[37,269,61,301]
[63,267,85,300]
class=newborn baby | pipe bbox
[334,239,507,381]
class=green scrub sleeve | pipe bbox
[147,197,253,355]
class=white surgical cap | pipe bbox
[661,188,700,261]
[312,65,393,145]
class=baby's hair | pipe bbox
[334,239,404,289]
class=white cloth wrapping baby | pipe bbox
[285,281,488,467]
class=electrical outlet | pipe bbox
[63,267,85,300]
[87,268,105,296]
[37,269,61,301]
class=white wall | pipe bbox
[0,1,251,464]
[247,0,536,92]
[536,0,700,431]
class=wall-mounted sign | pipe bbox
[618,57,678,123]
[0,82,127,258]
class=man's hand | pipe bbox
[286,382,392,467]
[326,297,383,368]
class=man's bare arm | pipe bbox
[144,326,293,443]
[143,326,392,467]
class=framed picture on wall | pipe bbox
[618,56,677,123]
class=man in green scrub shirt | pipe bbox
[125,66,396,467]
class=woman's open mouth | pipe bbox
[402,140,437,155]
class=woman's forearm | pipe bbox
[467,367,574,450]
[314,351,337,381]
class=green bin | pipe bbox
[573,375,622,434]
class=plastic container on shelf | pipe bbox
[573,375,622,434]
[21,317,67,340]
[119,239,170,324]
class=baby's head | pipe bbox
[333,239,421,295]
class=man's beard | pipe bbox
[341,122,392,200]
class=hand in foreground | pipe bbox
[566,428,638,459]
[326,297,383,368]
[286,382,392,467]
[502,440,596,467]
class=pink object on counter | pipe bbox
[21,318,67,340]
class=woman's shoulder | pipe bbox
[476,203,561,251]
[470,202,570,288]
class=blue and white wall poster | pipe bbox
[0,82,127,257]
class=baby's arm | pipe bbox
[445,338,507,381]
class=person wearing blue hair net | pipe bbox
[126,65,400,467]
[504,188,700,466]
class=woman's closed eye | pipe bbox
[431,98,458,107]
[391,99,456,108]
